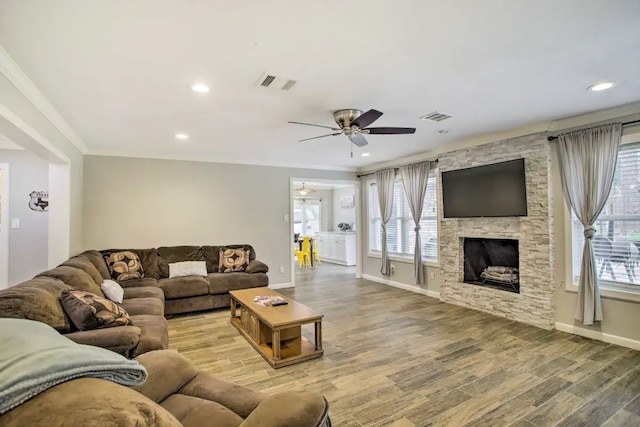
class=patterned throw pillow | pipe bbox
[103,251,144,282]
[60,290,132,331]
[218,247,250,273]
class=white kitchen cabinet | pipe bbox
[315,232,356,266]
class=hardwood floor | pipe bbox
[168,264,640,426]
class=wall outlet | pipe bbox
[429,271,436,280]
[10,218,20,229]
[279,266,285,274]
[390,264,396,274]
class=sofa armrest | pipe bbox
[180,371,267,418]
[134,350,197,403]
[245,260,269,274]
[64,326,141,354]
[240,391,330,427]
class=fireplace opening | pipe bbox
[463,237,519,293]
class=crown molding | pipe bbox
[0,46,88,154]
[85,148,358,172]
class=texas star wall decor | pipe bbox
[29,191,49,212]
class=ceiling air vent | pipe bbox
[257,73,298,91]
[420,111,452,122]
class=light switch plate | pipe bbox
[10,218,20,229]
[283,213,289,222]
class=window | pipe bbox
[293,199,321,236]
[571,142,640,289]
[368,175,438,262]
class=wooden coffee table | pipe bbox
[229,288,323,368]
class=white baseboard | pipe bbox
[555,322,640,351]
[362,274,440,299]
[269,282,294,289]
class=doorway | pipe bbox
[0,163,9,288]
[290,178,361,287]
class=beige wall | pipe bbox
[0,149,49,284]
[0,73,84,256]
[83,156,355,285]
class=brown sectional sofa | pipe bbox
[97,245,269,315]
[1,349,331,427]
[0,244,269,357]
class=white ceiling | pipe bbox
[1,0,639,170]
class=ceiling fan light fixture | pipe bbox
[296,183,315,195]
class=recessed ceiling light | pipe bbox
[588,82,614,92]
[175,133,189,140]
[437,129,449,134]
[361,152,371,157]
[191,83,210,93]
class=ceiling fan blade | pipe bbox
[366,127,416,135]
[298,132,343,142]
[351,109,383,129]
[288,121,341,131]
[348,133,369,147]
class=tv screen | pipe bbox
[442,158,528,218]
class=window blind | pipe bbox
[369,175,438,262]
[572,142,640,287]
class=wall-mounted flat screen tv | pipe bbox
[441,158,528,218]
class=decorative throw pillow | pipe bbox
[101,279,125,303]
[219,248,250,273]
[169,261,208,278]
[60,290,133,331]
[103,251,144,282]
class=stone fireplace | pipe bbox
[438,133,555,329]
[463,237,520,293]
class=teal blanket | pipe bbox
[0,318,147,414]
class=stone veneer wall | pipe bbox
[438,133,555,329]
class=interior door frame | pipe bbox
[0,163,10,288]
[289,177,362,288]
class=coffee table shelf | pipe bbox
[229,288,323,368]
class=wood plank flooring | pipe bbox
[168,264,640,426]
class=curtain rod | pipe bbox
[547,119,640,141]
[356,159,438,179]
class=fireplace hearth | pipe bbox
[464,237,519,293]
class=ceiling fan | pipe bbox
[289,109,416,148]
[295,183,316,195]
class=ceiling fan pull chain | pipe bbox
[351,142,353,158]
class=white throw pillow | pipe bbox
[169,261,208,278]
[101,279,124,304]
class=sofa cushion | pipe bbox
[119,277,159,289]
[37,266,105,297]
[61,256,104,285]
[202,245,256,273]
[0,277,72,332]
[208,272,268,292]
[218,248,250,273]
[101,280,124,303]
[206,275,228,295]
[103,251,145,282]
[159,276,209,299]
[123,286,165,302]
[161,394,244,427]
[129,315,169,357]
[158,246,204,278]
[119,297,164,316]
[61,290,133,331]
[79,250,112,280]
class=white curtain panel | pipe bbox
[375,169,396,276]
[400,162,431,285]
[557,123,622,325]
